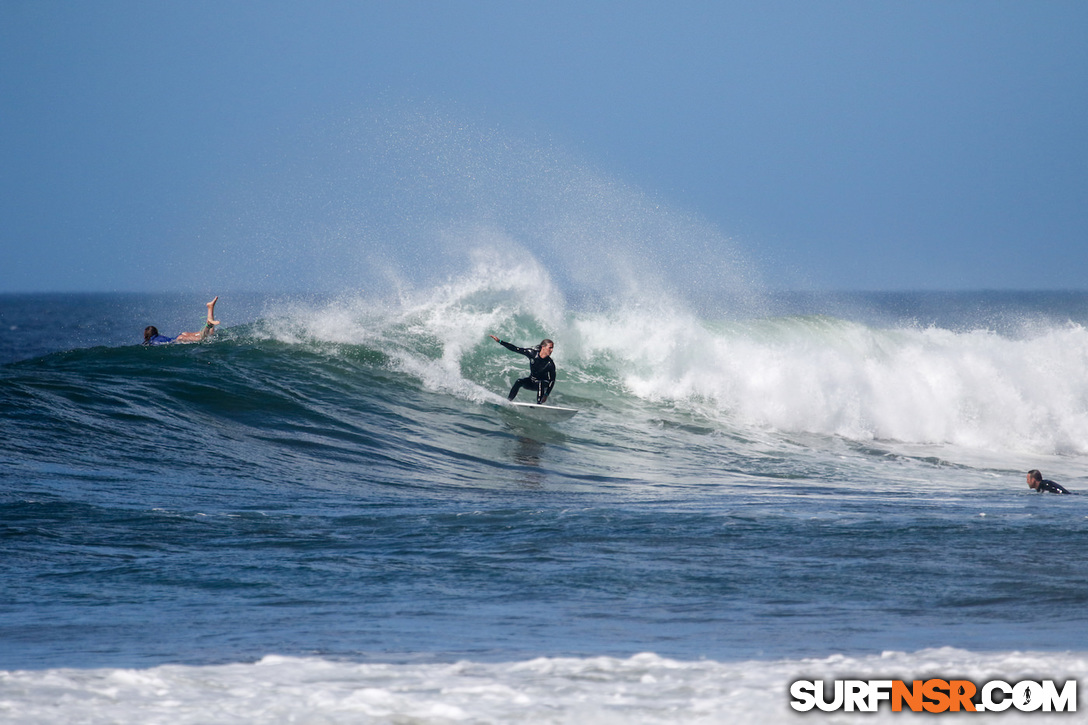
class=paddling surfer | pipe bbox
[489,335,556,404]
[143,297,221,345]
[1027,469,1071,494]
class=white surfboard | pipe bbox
[509,401,579,421]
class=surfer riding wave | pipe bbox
[490,335,556,404]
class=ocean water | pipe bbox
[2,279,1088,723]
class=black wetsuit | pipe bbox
[1037,479,1071,494]
[498,340,556,404]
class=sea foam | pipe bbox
[2,649,1083,724]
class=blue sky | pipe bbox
[2,1,1086,294]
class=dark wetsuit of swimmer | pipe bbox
[144,334,176,346]
[498,340,556,404]
[1036,479,1071,495]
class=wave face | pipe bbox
[6,280,1088,459]
[3,282,1088,722]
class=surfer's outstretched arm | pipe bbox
[491,335,516,351]
[175,296,220,343]
[490,335,533,357]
